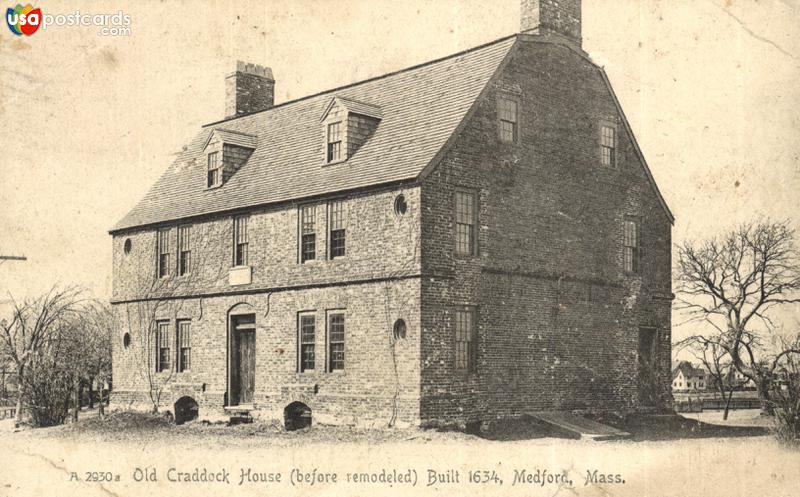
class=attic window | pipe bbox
[394,195,408,216]
[327,122,342,163]
[600,123,617,167]
[207,152,221,188]
[498,96,518,143]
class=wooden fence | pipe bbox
[675,397,762,413]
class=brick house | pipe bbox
[110,0,674,428]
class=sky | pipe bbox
[1,0,799,340]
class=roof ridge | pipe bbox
[202,32,519,128]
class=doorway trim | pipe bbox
[227,302,256,408]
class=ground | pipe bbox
[0,410,797,497]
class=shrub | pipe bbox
[768,366,800,446]
[23,359,75,427]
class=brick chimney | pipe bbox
[225,61,275,118]
[520,0,581,47]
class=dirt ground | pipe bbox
[681,408,773,427]
[0,410,797,497]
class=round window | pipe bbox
[393,319,407,340]
[123,333,131,349]
[123,238,132,255]
[394,195,408,216]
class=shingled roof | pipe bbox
[111,35,518,233]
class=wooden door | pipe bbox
[638,327,658,405]
[229,314,256,407]
[238,330,255,405]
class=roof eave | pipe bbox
[108,178,421,236]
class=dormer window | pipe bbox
[203,128,257,189]
[321,96,382,165]
[327,122,342,163]
[207,152,221,188]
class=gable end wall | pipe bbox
[419,40,672,426]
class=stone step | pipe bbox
[225,405,255,425]
[526,411,631,441]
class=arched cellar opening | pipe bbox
[174,396,199,425]
[284,402,312,431]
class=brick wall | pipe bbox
[112,186,422,302]
[111,185,423,426]
[419,38,672,426]
[112,280,421,426]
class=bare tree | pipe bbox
[24,320,80,427]
[677,336,738,419]
[0,286,83,426]
[675,220,800,413]
[72,302,114,418]
[0,349,12,400]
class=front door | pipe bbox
[230,314,256,406]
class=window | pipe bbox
[157,228,171,278]
[177,320,191,372]
[156,321,171,372]
[123,333,131,349]
[623,219,640,274]
[299,314,315,372]
[393,319,407,340]
[455,190,477,255]
[394,195,407,216]
[329,200,346,259]
[601,125,616,167]
[207,151,221,187]
[123,238,132,255]
[327,122,342,163]
[328,313,345,371]
[177,225,191,276]
[498,97,518,143]
[233,215,249,266]
[454,308,477,372]
[300,205,316,263]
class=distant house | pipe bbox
[672,362,707,392]
[728,369,756,390]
